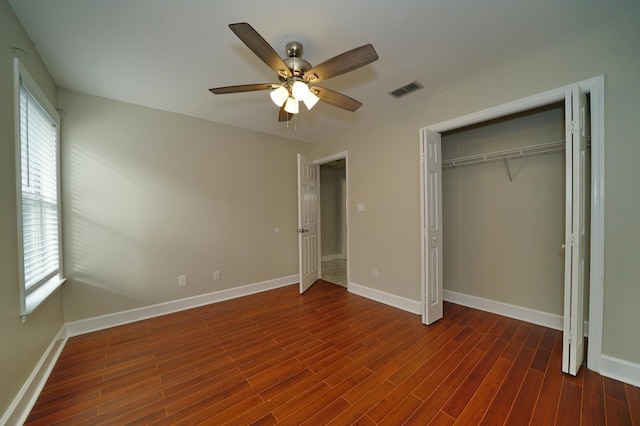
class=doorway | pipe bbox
[319,160,347,286]
[420,77,605,374]
[315,152,349,289]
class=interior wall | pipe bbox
[441,104,567,316]
[0,0,65,417]
[311,15,640,364]
[59,89,309,322]
[320,164,345,258]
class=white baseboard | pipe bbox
[442,290,563,330]
[1,326,67,426]
[444,289,564,331]
[598,354,640,387]
[65,274,298,337]
[348,282,421,315]
[321,254,341,262]
[443,290,593,337]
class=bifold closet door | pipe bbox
[420,129,443,325]
[562,86,587,376]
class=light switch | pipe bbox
[356,203,365,212]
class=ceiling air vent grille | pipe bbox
[389,81,423,98]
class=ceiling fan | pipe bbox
[209,23,379,122]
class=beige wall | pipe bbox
[320,165,345,257]
[59,90,309,322]
[0,0,64,417]
[311,16,640,363]
[441,104,567,315]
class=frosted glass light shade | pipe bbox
[284,97,299,114]
[303,91,320,110]
[270,86,289,107]
[291,81,310,101]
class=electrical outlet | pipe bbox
[213,270,221,281]
[373,268,378,278]
[178,275,187,287]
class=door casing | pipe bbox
[313,152,350,289]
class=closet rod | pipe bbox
[442,140,566,169]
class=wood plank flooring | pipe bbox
[25,281,639,425]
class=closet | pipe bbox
[420,83,596,375]
[440,102,589,319]
[441,102,590,366]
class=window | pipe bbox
[14,59,64,321]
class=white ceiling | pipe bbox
[9,0,640,143]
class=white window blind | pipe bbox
[20,80,60,290]
[15,58,64,320]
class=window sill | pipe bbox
[22,275,66,323]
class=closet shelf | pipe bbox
[442,140,566,169]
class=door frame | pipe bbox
[419,76,605,373]
[313,151,350,289]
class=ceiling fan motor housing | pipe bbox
[284,41,311,77]
[286,41,303,57]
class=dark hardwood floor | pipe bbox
[25,280,639,425]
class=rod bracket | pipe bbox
[503,158,514,182]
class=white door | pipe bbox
[421,129,444,325]
[298,153,319,293]
[562,86,587,376]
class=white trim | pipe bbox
[420,76,605,375]
[444,290,591,336]
[13,58,59,126]
[1,326,67,426]
[14,58,65,321]
[583,76,605,374]
[444,290,563,331]
[22,277,66,323]
[348,282,421,315]
[66,275,298,337]
[419,131,427,323]
[599,355,640,388]
[321,254,341,262]
[313,151,349,165]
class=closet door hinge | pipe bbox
[567,331,578,345]
[567,120,577,133]
[565,233,578,247]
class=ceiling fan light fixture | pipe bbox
[210,23,379,125]
[291,81,310,101]
[284,97,299,114]
[270,86,289,107]
[303,91,320,110]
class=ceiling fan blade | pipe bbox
[278,106,293,122]
[304,44,378,83]
[209,83,276,94]
[311,86,363,112]
[229,23,292,79]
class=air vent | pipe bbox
[389,81,423,98]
